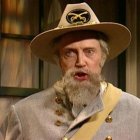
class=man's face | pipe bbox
[58,31,103,81]
[56,31,104,107]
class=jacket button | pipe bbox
[105,115,112,123]
[55,96,63,104]
[55,109,64,116]
[62,137,68,140]
[55,120,62,126]
[105,136,112,140]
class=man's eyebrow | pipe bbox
[63,48,75,50]
[63,47,77,51]
[83,46,96,49]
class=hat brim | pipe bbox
[30,22,131,63]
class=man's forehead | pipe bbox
[57,30,105,44]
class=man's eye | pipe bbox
[85,49,95,55]
[64,50,76,58]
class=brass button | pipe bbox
[55,120,62,126]
[55,96,63,104]
[105,115,112,123]
[105,136,112,140]
[55,109,64,116]
[62,137,68,140]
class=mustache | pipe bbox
[62,68,102,88]
[64,68,89,76]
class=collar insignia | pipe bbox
[66,9,90,25]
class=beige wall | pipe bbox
[126,0,140,97]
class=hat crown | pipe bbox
[58,3,100,28]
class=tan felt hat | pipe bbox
[30,2,131,64]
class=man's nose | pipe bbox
[75,52,86,67]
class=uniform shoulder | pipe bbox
[120,91,140,109]
[122,91,140,103]
[108,83,140,107]
[14,87,56,109]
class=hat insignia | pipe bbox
[66,9,90,25]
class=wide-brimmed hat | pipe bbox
[30,2,131,64]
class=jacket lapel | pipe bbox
[64,93,104,137]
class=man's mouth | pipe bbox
[74,71,88,81]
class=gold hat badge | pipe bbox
[66,9,91,25]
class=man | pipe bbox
[1,2,140,140]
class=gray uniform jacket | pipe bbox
[1,84,140,140]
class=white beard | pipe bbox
[62,68,102,108]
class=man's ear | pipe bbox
[53,53,59,65]
[100,53,107,68]
[58,58,66,75]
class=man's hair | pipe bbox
[98,37,109,67]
